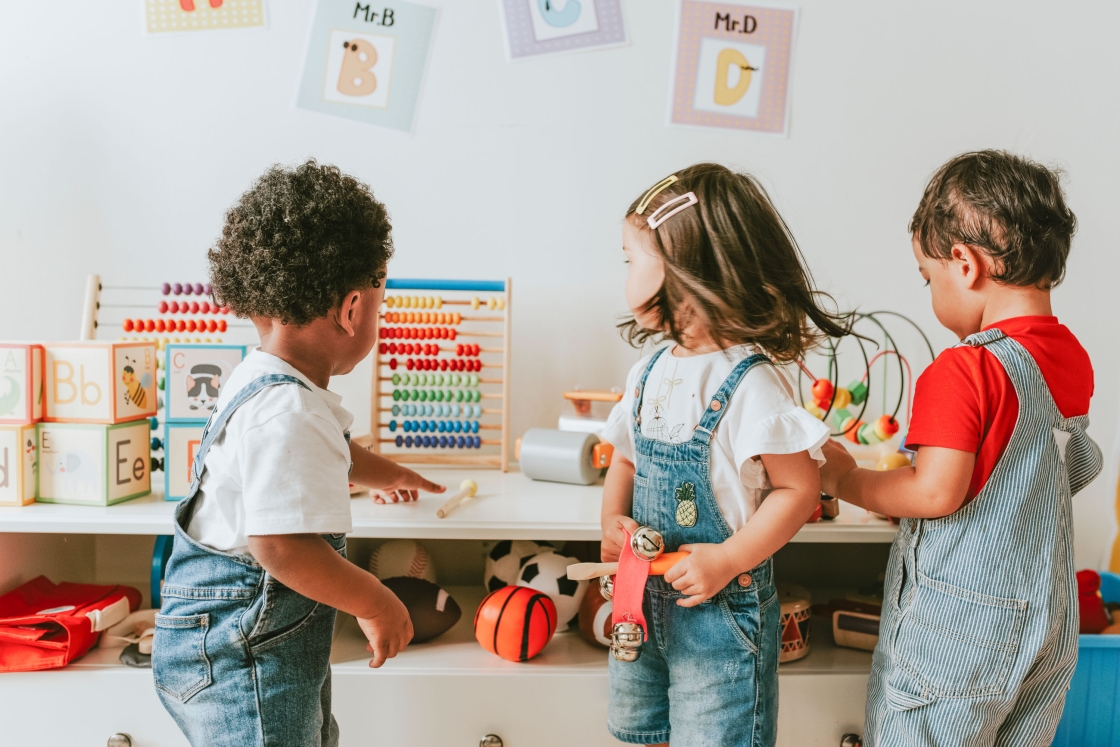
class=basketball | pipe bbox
[577,584,612,648]
[474,585,557,662]
[381,577,461,644]
[369,539,437,584]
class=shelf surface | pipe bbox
[0,466,897,542]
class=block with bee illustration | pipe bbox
[164,344,247,423]
[44,342,157,424]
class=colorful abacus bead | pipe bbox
[844,420,866,444]
[811,379,833,403]
[874,415,900,441]
[161,283,172,295]
[849,380,869,406]
[856,422,882,445]
[804,402,825,419]
[830,408,854,433]
[831,387,852,410]
[173,283,183,295]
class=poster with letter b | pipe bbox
[297,0,438,131]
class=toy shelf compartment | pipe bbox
[0,468,899,543]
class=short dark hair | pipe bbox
[208,159,393,325]
[620,163,851,362]
[910,150,1076,289]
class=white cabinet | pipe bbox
[0,468,893,746]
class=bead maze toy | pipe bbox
[371,279,512,470]
[796,311,935,455]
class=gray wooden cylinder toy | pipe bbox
[518,428,601,485]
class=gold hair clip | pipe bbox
[636,175,679,215]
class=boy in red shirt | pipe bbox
[821,150,1102,747]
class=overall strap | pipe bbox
[633,347,669,426]
[959,330,1061,422]
[692,353,771,444]
[187,374,311,492]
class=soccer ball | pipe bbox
[484,540,552,593]
[517,551,587,630]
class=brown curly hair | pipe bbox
[619,163,851,362]
[208,159,394,325]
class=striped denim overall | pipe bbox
[153,374,347,747]
[866,330,1102,747]
[608,348,781,747]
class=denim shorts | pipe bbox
[607,560,780,747]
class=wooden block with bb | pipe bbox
[0,344,44,425]
[37,421,151,505]
[164,422,204,502]
[44,342,157,424]
[164,344,247,422]
[0,424,38,506]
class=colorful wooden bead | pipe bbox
[876,415,900,439]
[471,297,481,310]
[804,402,824,419]
[844,420,865,444]
[173,283,183,295]
[849,380,868,406]
[161,283,171,295]
[811,379,833,403]
[831,387,852,410]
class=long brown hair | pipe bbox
[620,163,851,361]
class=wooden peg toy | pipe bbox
[566,552,690,581]
[435,478,479,518]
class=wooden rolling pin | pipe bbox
[567,551,689,581]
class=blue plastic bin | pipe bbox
[1053,571,1120,746]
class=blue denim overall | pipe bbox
[866,330,1102,747]
[608,349,781,747]
[153,374,348,747]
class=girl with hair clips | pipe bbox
[598,163,852,747]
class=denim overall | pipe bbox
[866,331,1102,747]
[608,349,781,747]
[153,374,348,747]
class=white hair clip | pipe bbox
[646,192,698,229]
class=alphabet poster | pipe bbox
[144,0,267,34]
[669,1,797,136]
[500,0,627,60]
[297,1,438,132]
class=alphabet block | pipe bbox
[37,421,151,505]
[165,344,247,423]
[0,424,38,506]
[165,422,204,502]
[0,344,44,425]
[44,342,158,424]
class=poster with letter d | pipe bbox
[669,0,797,136]
[297,0,438,131]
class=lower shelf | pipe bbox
[6,587,872,746]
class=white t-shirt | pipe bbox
[185,350,355,555]
[600,345,828,532]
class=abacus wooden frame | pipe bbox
[370,278,512,471]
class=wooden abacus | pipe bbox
[371,278,512,471]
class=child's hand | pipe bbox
[819,438,857,497]
[356,584,414,668]
[370,465,446,504]
[665,542,738,607]
[601,514,640,562]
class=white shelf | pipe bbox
[0,466,897,543]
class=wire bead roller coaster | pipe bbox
[795,311,935,445]
[371,279,512,471]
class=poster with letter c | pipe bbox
[297,0,438,132]
[669,1,797,136]
[499,0,627,60]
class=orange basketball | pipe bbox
[474,585,557,662]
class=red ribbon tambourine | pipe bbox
[611,532,650,641]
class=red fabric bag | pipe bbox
[0,576,142,672]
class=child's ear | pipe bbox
[950,243,987,289]
[337,290,362,337]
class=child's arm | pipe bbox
[819,439,974,519]
[664,451,820,607]
[349,440,447,503]
[600,453,640,563]
[248,533,412,668]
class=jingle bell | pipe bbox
[611,644,641,662]
[599,574,614,601]
[630,526,664,561]
[612,621,643,650]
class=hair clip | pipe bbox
[646,192,698,229]
[636,175,679,215]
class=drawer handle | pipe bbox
[108,735,133,747]
[480,735,503,747]
[840,735,863,747]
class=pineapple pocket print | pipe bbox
[675,481,698,527]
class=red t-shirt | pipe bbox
[906,316,1094,501]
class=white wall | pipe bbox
[2,0,1117,567]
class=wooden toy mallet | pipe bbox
[435,479,479,519]
[566,552,690,581]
